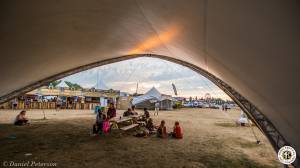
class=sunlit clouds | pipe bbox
[62,57,231,100]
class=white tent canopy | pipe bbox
[93,80,109,90]
[132,87,162,105]
[56,81,69,88]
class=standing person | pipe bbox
[224,103,228,112]
[25,98,30,109]
[143,108,150,119]
[154,102,160,116]
[107,103,116,119]
[157,120,167,138]
[170,121,183,139]
[80,97,85,109]
[12,98,18,110]
[14,110,29,125]
[56,97,62,111]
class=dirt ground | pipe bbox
[0,108,281,168]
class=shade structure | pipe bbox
[0,0,300,162]
[132,87,162,105]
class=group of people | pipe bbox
[134,108,183,139]
[123,106,138,117]
[92,103,116,135]
[92,104,183,139]
[221,103,228,111]
[156,120,183,139]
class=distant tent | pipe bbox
[56,81,69,93]
[57,81,69,88]
[132,87,161,105]
[132,87,173,110]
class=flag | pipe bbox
[172,83,178,96]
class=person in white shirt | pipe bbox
[154,102,160,116]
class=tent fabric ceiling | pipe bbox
[0,0,300,153]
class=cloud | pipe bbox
[60,57,231,100]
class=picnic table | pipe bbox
[110,117,138,130]
[109,114,146,131]
[129,114,143,120]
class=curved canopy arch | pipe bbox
[1,0,299,165]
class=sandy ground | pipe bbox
[0,108,281,168]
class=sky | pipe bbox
[61,57,230,100]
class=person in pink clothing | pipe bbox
[102,115,110,133]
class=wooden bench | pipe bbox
[115,117,133,124]
[120,124,139,131]
[110,117,134,129]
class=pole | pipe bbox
[135,82,138,94]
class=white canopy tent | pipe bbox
[132,87,162,105]
[56,81,69,88]
[132,87,173,110]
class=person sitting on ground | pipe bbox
[146,118,156,133]
[123,108,134,117]
[107,103,116,119]
[170,121,183,139]
[14,110,29,126]
[236,110,252,126]
[143,108,150,119]
[157,120,167,138]
[92,109,105,135]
